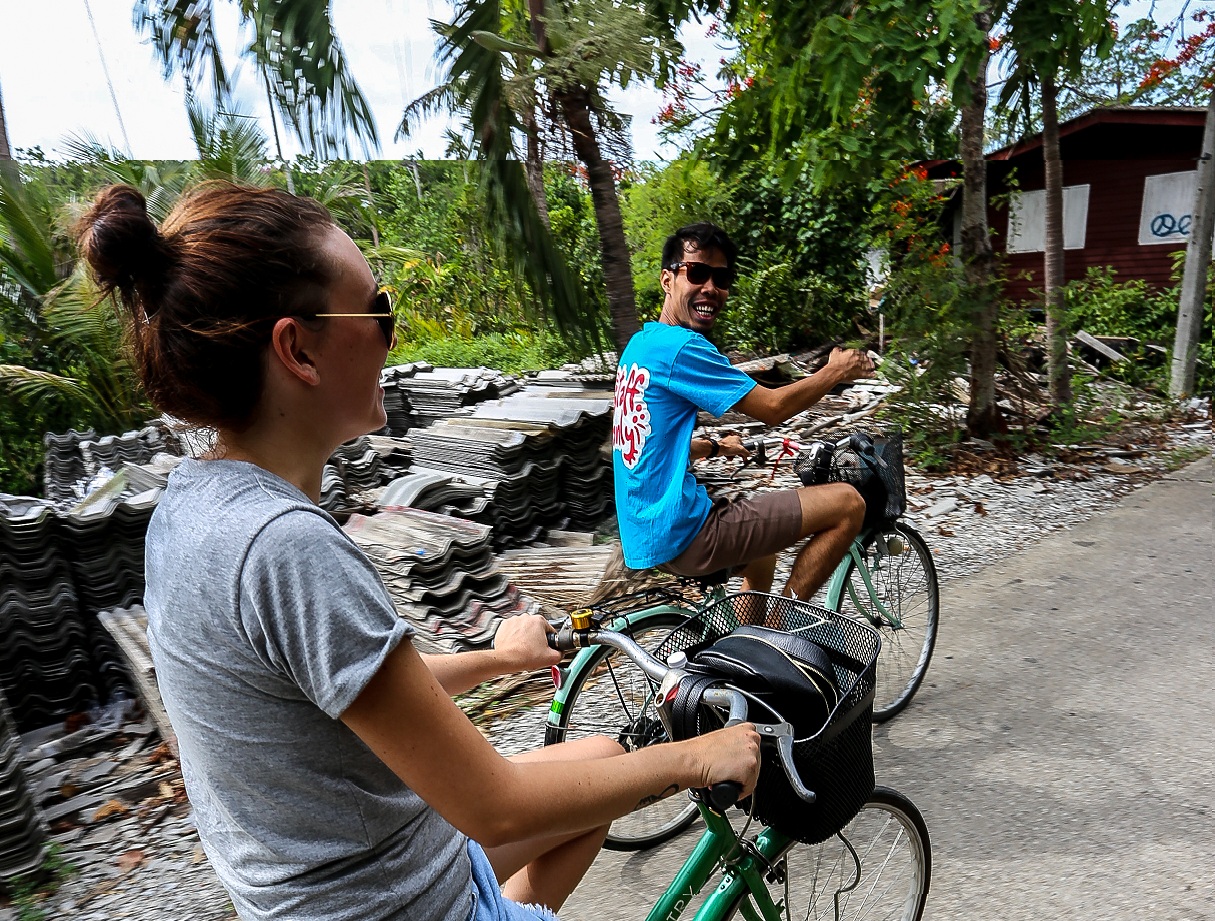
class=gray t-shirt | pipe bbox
[144,459,472,921]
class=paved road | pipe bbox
[561,457,1215,921]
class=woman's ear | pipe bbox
[269,317,321,386]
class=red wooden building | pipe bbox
[924,106,1209,305]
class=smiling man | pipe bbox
[612,222,876,600]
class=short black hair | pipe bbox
[661,222,737,271]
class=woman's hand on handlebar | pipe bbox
[491,614,563,673]
[691,722,763,799]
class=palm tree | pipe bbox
[427,0,684,353]
[0,172,149,434]
[995,0,1117,410]
[0,78,14,180]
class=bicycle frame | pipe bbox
[546,532,901,728]
[647,804,796,921]
[823,529,903,631]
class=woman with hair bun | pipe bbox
[76,183,760,921]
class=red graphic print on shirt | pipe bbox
[613,363,651,470]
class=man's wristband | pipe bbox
[707,437,720,458]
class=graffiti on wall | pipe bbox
[1140,171,1204,245]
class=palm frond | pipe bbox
[133,0,231,104]
[246,0,379,158]
[439,0,601,348]
[0,364,93,411]
[187,100,270,184]
[0,172,59,300]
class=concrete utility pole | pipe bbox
[1170,92,1215,398]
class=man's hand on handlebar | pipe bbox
[717,433,751,460]
[825,346,876,383]
[491,614,563,673]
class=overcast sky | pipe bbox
[0,0,1194,165]
[0,0,727,163]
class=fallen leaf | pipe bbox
[158,782,175,799]
[192,845,206,865]
[117,849,145,872]
[92,800,128,822]
[974,502,988,516]
[937,527,955,537]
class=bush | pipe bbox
[389,330,584,375]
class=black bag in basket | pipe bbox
[685,626,839,738]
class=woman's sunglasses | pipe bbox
[298,290,397,347]
[668,261,736,290]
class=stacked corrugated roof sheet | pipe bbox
[389,383,613,547]
[342,508,529,653]
[319,435,414,515]
[42,423,183,509]
[379,363,521,433]
[0,497,99,733]
[0,688,47,882]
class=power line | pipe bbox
[82,0,132,153]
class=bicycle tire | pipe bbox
[747,785,932,921]
[543,608,700,851]
[833,522,939,722]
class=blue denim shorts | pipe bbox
[466,840,561,921]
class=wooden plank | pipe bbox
[96,607,178,757]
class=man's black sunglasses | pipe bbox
[668,261,736,290]
[298,289,396,347]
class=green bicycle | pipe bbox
[546,591,932,921]
[544,431,939,850]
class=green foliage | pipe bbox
[390,330,582,375]
[1060,263,1215,394]
[703,0,985,176]
[4,843,75,921]
[868,169,975,463]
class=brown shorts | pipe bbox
[660,490,804,578]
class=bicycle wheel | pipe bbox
[544,608,699,851]
[758,786,931,921]
[833,523,938,722]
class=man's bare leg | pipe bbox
[783,484,865,600]
[739,553,777,593]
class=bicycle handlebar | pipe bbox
[546,623,817,809]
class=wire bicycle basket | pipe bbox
[793,429,907,529]
[655,592,880,844]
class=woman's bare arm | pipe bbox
[341,638,761,847]
[419,614,559,696]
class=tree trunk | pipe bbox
[556,86,639,354]
[522,103,550,230]
[0,79,17,184]
[962,4,1001,438]
[1170,90,1215,398]
[1041,72,1072,407]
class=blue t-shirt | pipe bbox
[612,322,756,569]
